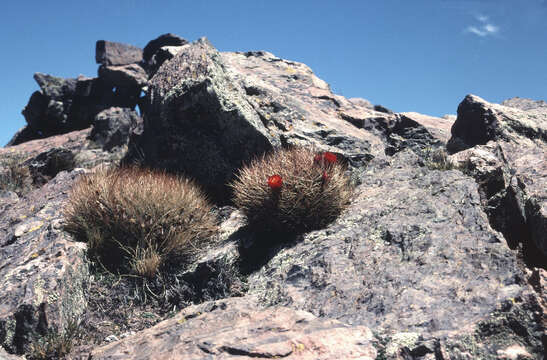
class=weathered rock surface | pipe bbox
[98,63,148,88]
[338,107,453,155]
[142,33,188,76]
[21,74,78,137]
[240,150,543,357]
[90,297,377,360]
[449,95,547,261]
[89,107,141,151]
[131,38,386,200]
[502,96,547,111]
[1,34,545,359]
[0,170,88,354]
[143,33,188,63]
[95,40,143,66]
[448,94,546,153]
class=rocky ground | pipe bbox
[0,34,545,359]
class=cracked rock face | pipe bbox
[130,38,386,201]
[449,95,547,261]
[1,35,545,359]
[0,170,88,354]
[90,297,377,360]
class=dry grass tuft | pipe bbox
[231,147,353,233]
[0,151,32,195]
[64,166,217,277]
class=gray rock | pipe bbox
[98,63,148,88]
[89,107,141,151]
[0,170,88,354]
[143,33,188,63]
[21,73,97,139]
[244,151,543,355]
[26,148,76,186]
[90,297,377,360]
[33,73,77,101]
[449,95,547,260]
[95,40,143,66]
[129,38,385,201]
[501,96,547,111]
[447,94,547,153]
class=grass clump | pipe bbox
[0,151,32,195]
[423,147,456,171]
[64,166,217,278]
[231,147,353,233]
[28,319,81,360]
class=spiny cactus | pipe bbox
[231,147,353,233]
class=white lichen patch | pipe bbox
[385,332,421,356]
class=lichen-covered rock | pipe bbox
[0,170,88,354]
[130,38,385,200]
[89,297,377,360]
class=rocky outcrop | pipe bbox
[502,96,547,111]
[449,95,547,261]
[130,38,385,201]
[243,150,544,357]
[1,35,545,359]
[143,33,188,76]
[447,94,546,153]
[8,40,148,147]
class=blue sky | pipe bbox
[1,0,546,146]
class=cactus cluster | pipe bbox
[231,147,353,233]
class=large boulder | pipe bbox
[98,63,148,88]
[447,94,546,153]
[142,34,189,76]
[16,74,114,145]
[449,95,547,260]
[21,74,78,137]
[130,38,385,201]
[95,40,143,66]
[143,33,188,63]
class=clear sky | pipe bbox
[1,0,546,146]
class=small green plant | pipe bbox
[64,166,217,278]
[0,151,32,195]
[423,147,455,171]
[231,147,353,233]
[28,319,81,360]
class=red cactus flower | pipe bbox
[322,171,329,182]
[268,174,283,190]
[313,153,323,165]
[323,152,337,164]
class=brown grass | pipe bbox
[231,147,353,233]
[64,166,217,277]
[0,151,32,195]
